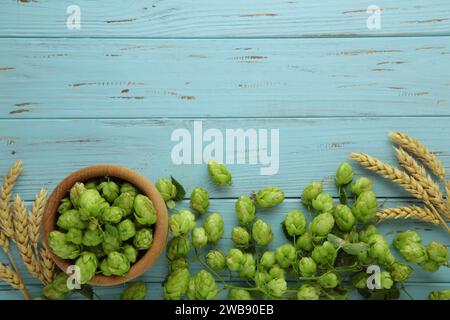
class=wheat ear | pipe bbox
[12,195,42,280]
[377,206,440,224]
[350,153,449,231]
[389,132,446,181]
[0,263,29,299]
[446,181,450,217]
[28,188,47,257]
[0,160,23,237]
[40,244,55,285]
[395,147,447,215]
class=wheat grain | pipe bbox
[0,230,9,251]
[40,244,55,285]
[12,195,42,280]
[389,132,446,181]
[377,206,440,224]
[0,160,23,237]
[445,180,450,219]
[28,188,47,257]
[395,147,446,213]
[0,263,25,291]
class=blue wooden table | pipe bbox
[0,1,449,300]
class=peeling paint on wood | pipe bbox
[336,50,401,56]
[372,68,394,72]
[240,13,277,17]
[0,67,15,71]
[402,18,448,24]
[9,109,31,114]
[121,89,129,93]
[110,96,144,100]
[180,95,195,100]
[376,61,405,65]
[14,102,35,107]
[105,18,137,24]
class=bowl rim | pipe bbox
[42,164,168,286]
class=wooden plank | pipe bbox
[1,38,450,119]
[1,118,449,200]
[0,200,448,298]
[1,1,450,38]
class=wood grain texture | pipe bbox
[0,0,450,38]
[1,38,450,118]
[1,117,449,200]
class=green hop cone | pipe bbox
[169,257,189,273]
[208,160,232,186]
[312,241,337,268]
[43,273,70,300]
[75,252,98,284]
[107,251,130,276]
[393,230,421,250]
[399,242,428,264]
[134,228,153,250]
[368,234,393,265]
[84,179,98,190]
[265,278,287,299]
[284,210,307,236]
[98,181,120,203]
[318,272,340,289]
[205,250,226,271]
[70,182,86,209]
[252,219,273,247]
[228,289,253,300]
[57,197,73,214]
[297,283,320,300]
[298,257,317,277]
[301,182,323,206]
[79,189,106,220]
[101,206,124,224]
[235,195,256,225]
[113,192,135,216]
[275,243,297,268]
[102,224,122,255]
[203,213,224,243]
[85,244,106,259]
[312,193,334,213]
[187,270,218,300]
[380,271,394,289]
[426,241,448,264]
[122,244,138,264]
[82,229,103,247]
[121,282,147,300]
[351,272,368,289]
[226,248,245,271]
[428,290,450,300]
[120,182,139,197]
[269,265,285,280]
[164,268,190,300]
[359,225,379,243]
[260,251,276,269]
[295,232,314,251]
[100,259,112,276]
[192,227,208,249]
[134,195,157,225]
[57,209,86,230]
[190,187,209,214]
[239,253,256,278]
[48,231,80,259]
[335,162,354,186]
[169,209,197,237]
[254,270,270,288]
[156,178,177,201]
[310,212,335,237]
[390,262,413,282]
[342,229,359,243]
[65,228,83,245]
[352,190,378,224]
[350,177,373,196]
[333,204,356,232]
[118,219,136,241]
[231,226,251,247]
[167,236,190,260]
[255,186,284,208]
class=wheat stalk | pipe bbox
[0,263,29,298]
[350,152,449,232]
[0,160,23,237]
[389,132,446,181]
[12,195,42,280]
[28,188,47,257]
[395,147,447,215]
[40,244,55,285]
[377,206,440,225]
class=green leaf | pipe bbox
[323,286,349,300]
[357,287,400,300]
[171,176,186,202]
[327,234,369,255]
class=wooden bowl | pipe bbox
[43,164,168,286]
